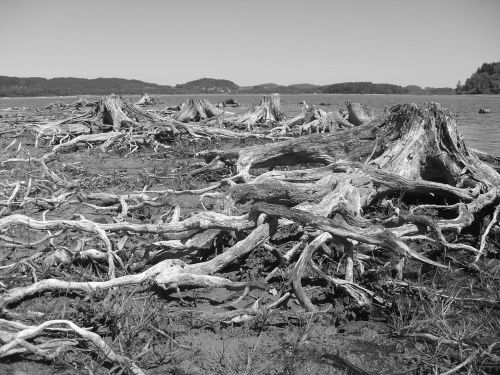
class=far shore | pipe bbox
[3,93,500,100]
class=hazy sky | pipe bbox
[1,0,499,87]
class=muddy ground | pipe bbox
[0,104,498,375]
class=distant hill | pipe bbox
[457,62,500,94]
[241,83,320,94]
[424,87,455,95]
[405,85,455,95]
[323,82,408,94]
[405,85,425,95]
[175,78,238,93]
[322,82,454,95]
[287,83,318,91]
[0,76,174,96]
[241,83,285,93]
[0,75,455,97]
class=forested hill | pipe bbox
[174,78,239,93]
[323,82,407,94]
[0,76,174,96]
[457,62,500,94]
[241,82,454,95]
[0,75,454,97]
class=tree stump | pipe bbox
[223,93,286,130]
[135,93,162,106]
[173,98,226,122]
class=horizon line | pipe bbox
[0,74,455,89]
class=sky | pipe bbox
[0,0,499,87]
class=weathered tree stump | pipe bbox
[201,103,499,233]
[272,104,355,135]
[223,93,286,130]
[223,99,240,107]
[135,93,163,106]
[173,98,227,122]
[346,100,376,125]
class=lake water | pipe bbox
[1,94,499,155]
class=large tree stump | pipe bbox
[202,103,499,188]
[346,100,376,126]
[135,93,162,106]
[272,104,356,135]
[26,94,284,158]
[200,102,500,243]
[173,98,227,122]
[223,93,286,130]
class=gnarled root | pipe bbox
[173,98,228,122]
[222,93,286,130]
[0,319,145,375]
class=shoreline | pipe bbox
[2,93,500,100]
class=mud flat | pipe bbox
[0,95,498,374]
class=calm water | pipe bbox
[1,94,499,155]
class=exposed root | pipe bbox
[0,319,145,375]
[0,221,270,308]
[221,94,286,130]
[292,233,331,312]
[1,98,498,374]
[251,202,446,268]
[476,202,500,261]
[173,98,227,122]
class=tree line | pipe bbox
[0,75,454,97]
[456,62,500,94]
